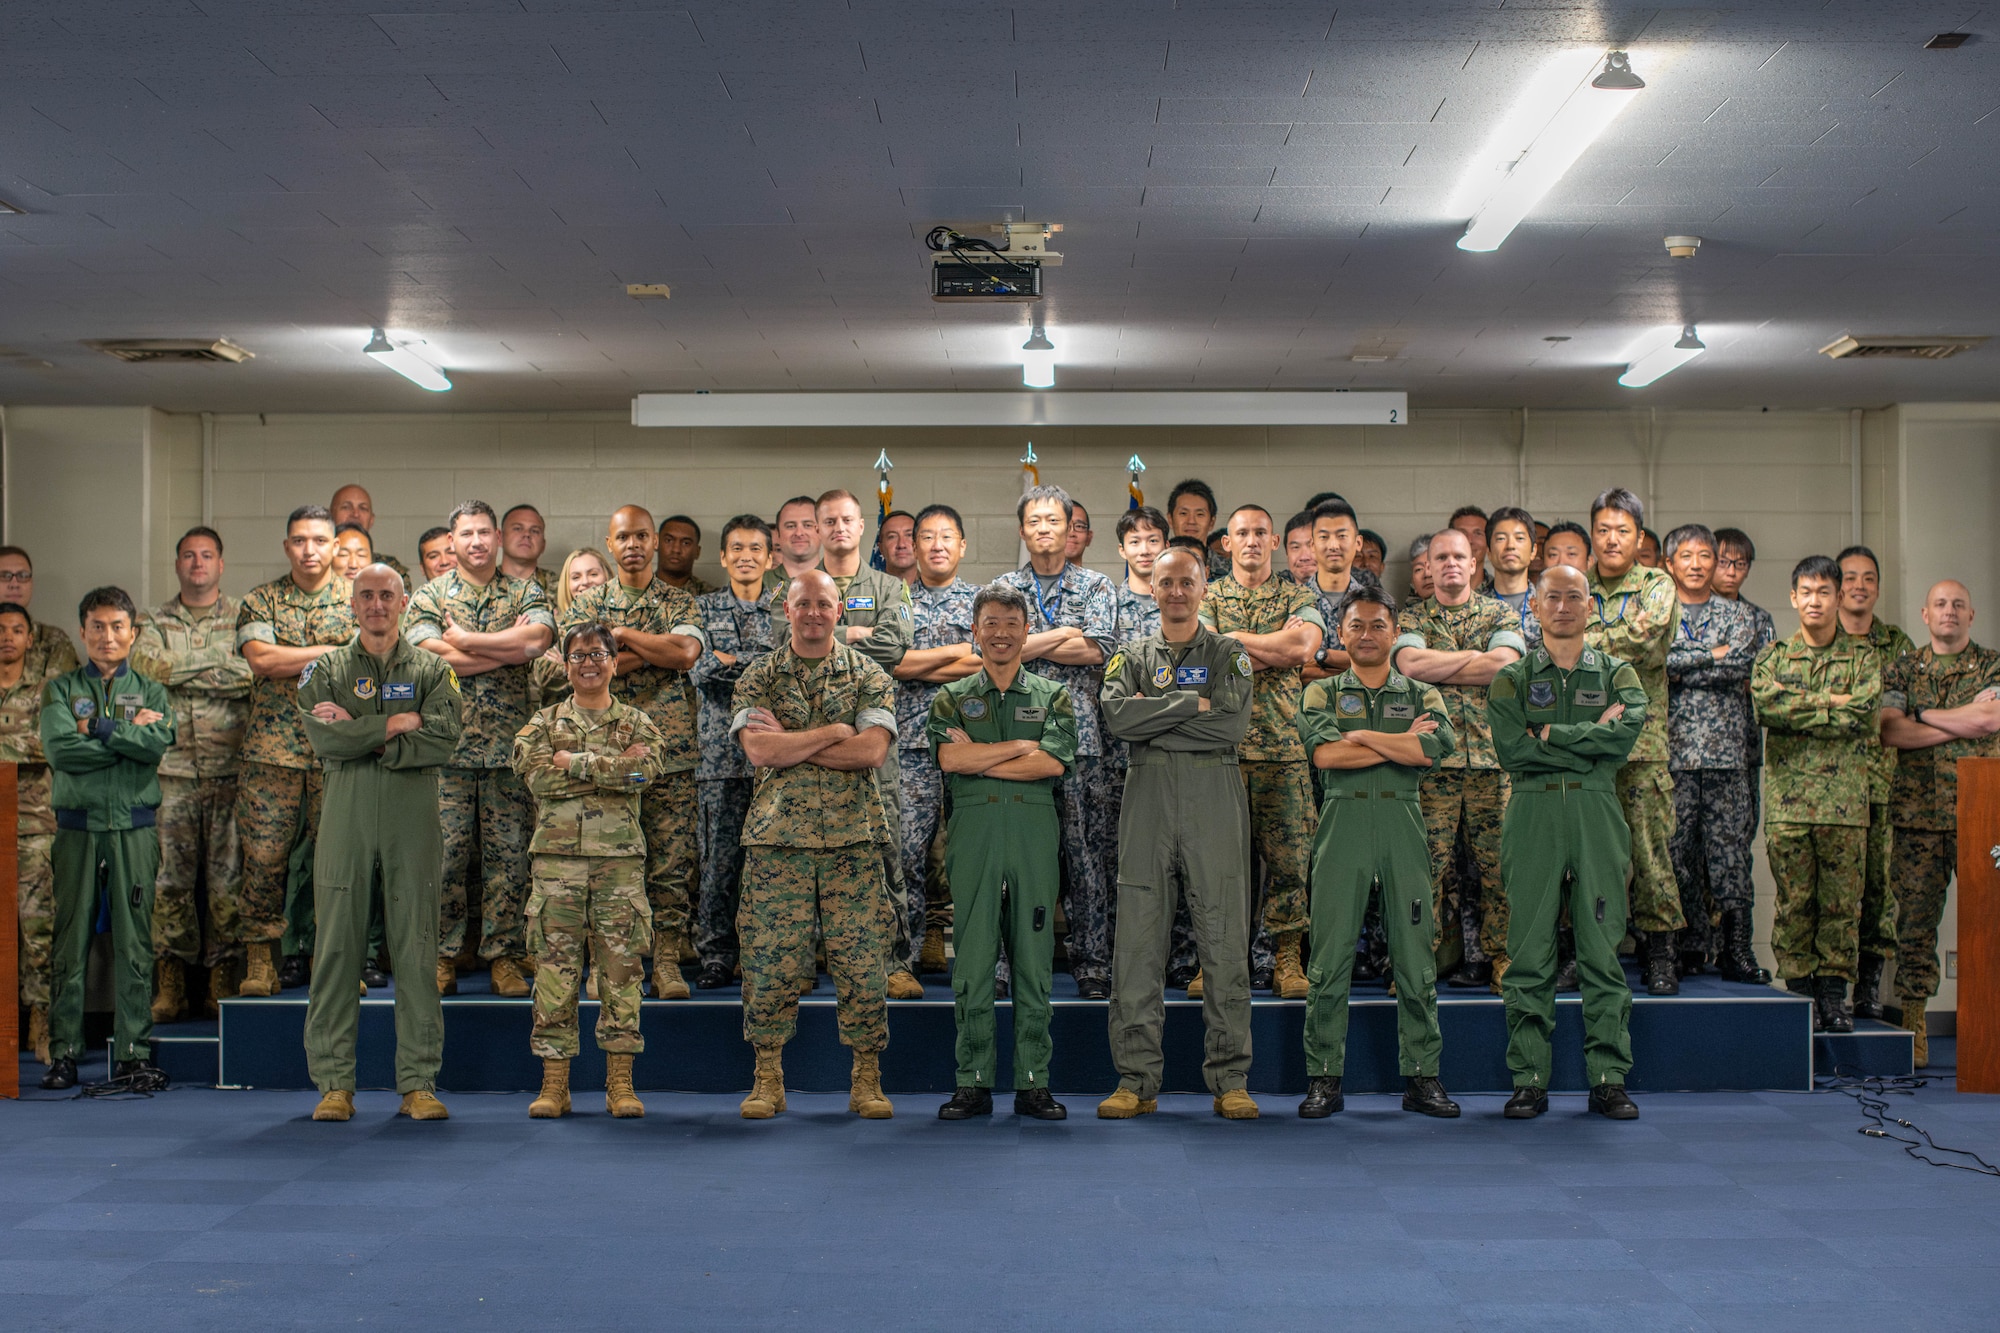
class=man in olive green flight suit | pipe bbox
[1098,548,1260,1121]
[1296,585,1460,1119]
[39,587,176,1090]
[930,583,1078,1122]
[299,565,463,1123]
[1488,565,1647,1121]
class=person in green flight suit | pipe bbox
[1295,584,1461,1119]
[298,565,464,1123]
[1487,564,1648,1121]
[929,583,1079,1122]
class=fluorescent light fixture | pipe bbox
[363,327,451,392]
[1020,324,1055,388]
[1618,325,1705,388]
[1456,49,1646,253]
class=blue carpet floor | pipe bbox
[5,1041,1997,1331]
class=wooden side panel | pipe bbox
[1956,757,2000,1094]
[0,764,17,1099]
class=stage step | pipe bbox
[189,965,1814,1095]
[1813,1019,1916,1079]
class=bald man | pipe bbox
[559,504,709,999]
[330,485,411,590]
[1880,580,2000,1065]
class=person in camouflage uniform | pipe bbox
[330,485,412,590]
[1880,580,2000,1064]
[657,515,718,597]
[1712,528,1777,856]
[1200,504,1325,997]
[891,505,983,978]
[0,582,77,1063]
[690,515,781,987]
[512,622,669,1119]
[1166,478,1234,583]
[1752,555,1883,1033]
[131,527,254,1021]
[1835,545,1916,1017]
[1661,524,1768,983]
[730,571,900,1120]
[1392,527,1526,989]
[500,504,559,600]
[561,505,709,999]
[233,506,356,996]
[996,487,1119,997]
[405,501,556,998]
[1585,488,1685,993]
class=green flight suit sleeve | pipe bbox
[104,677,176,766]
[1418,683,1456,762]
[381,662,463,770]
[925,685,961,762]
[39,683,119,774]
[849,581,913,671]
[1104,639,1254,749]
[1488,668,1590,776]
[299,655,395,761]
[1041,685,1079,777]
[1541,662,1648,760]
[1296,679,1342,753]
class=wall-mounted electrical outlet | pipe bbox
[1946,951,1957,979]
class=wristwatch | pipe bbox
[1911,706,1926,725]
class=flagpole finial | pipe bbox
[1127,454,1146,474]
[1021,441,1038,466]
[873,449,894,472]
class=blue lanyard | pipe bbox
[1031,571,1065,627]
[1592,591,1633,626]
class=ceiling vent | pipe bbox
[1818,334,1988,361]
[85,338,254,364]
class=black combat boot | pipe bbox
[279,953,311,989]
[938,1086,993,1120]
[1014,1088,1067,1120]
[695,961,734,990]
[1817,976,1854,1033]
[1643,931,1680,995]
[112,1059,170,1091]
[1298,1077,1344,1118]
[1717,910,1771,984]
[40,1057,78,1091]
[1447,959,1492,989]
[1403,1076,1460,1118]
[1588,1084,1640,1119]
[1503,1086,1547,1119]
[1852,953,1887,1021]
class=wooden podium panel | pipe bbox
[1956,757,2000,1093]
[1,764,17,1099]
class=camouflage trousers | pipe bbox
[1419,767,1510,968]
[1245,760,1316,974]
[1617,762,1685,934]
[897,748,947,956]
[234,762,323,945]
[640,771,699,944]
[1891,827,1953,1003]
[526,854,653,1059]
[694,777,753,968]
[439,766,533,962]
[16,830,53,1008]
[153,775,243,967]
[738,845,887,1052]
[1766,821,1865,982]
[1668,768,1755,959]
[1055,755,1122,984]
[1859,802,1898,957]
[876,750,911,970]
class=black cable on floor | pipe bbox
[1816,1067,2000,1178]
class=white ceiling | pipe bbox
[1,1,1997,413]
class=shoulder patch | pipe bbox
[1488,672,1517,700]
[299,659,317,687]
[1234,652,1252,678]
[1103,652,1123,682]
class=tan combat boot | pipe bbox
[1490,954,1510,994]
[1214,1088,1261,1120]
[886,969,924,999]
[312,1089,355,1122]
[604,1053,645,1118]
[28,1005,51,1065]
[1903,997,1928,1069]
[399,1089,450,1120]
[490,957,531,998]
[151,957,187,1024]
[1274,933,1309,1000]
[435,957,459,996]
[208,956,243,1016]
[651,940,690,1000]
[239,941,281,997]
[1097,1087,1157,1119]
[529,1058,571,1118]
[585,971,598,1001]
[741,1044,786,1119]
[849,1049,893,1118]
[918,926,947,975]
[1186,969,1205,999]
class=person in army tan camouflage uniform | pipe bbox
[1392,526,1526,990]
[1834,545,1915,1020]
[131,527,254,1022]
[1752,555,1883,1033]
[0,572,78,1065]
[1200,504,1324,998]
[1585,487,1686,995]
[233,506,356,997]
[330,485,412,590]
[1880,580,2000,1065]
[562,504,708,1000]
[731,570,900,1120]
[513,621,670,1119]
[405,501,555,999]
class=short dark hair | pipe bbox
[1312,498,1359,529]
[1304,491,1348,512]
[0,601,29,626]
[1167,478,1218,519]
[418,525,452,550]
[1226,504,1272,528]
[1792,554,1841,590]
[1714,527,1756,562]
[1115,506,1168,544]
[1357,528,1386,556]
[1590,486,1645,528]
[720,514,772,548]
[971,583,1031,623]
[334,522,373,548]
[286,504,334,534]
[0,546,31,572]
[447,500,498,532]
[176,526,224,557]
[1487,506,1535,538]
[1448,504,1488,528]
[1662,524,1715,559]
[1337,583,1399,624]
[501,504,543,526]
[776,495,819,523]
[1546,520,1592,556]
[1167,535,1207,553]
[1642,527,1661,547]
[1017,484,1074,526]
[562,621,616,657]
[914,504,965,538]
[1836,545,1880,578]
[1283,510,1316,541]
[78,585,137,626]
[659,514,700,538]
[876,510,913,546]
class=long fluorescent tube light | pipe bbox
[1618,325,1705,388]
[364,328,451,392]
[632,391,1410,428]
[1020,325,1056,388]
[1457,51,1645,253]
